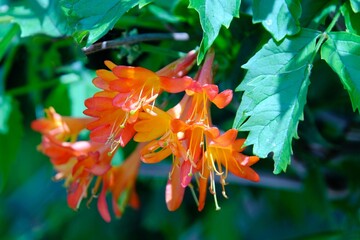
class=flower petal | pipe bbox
[112,66,156,82]
[228,158,260,182]
[67,181,87,209]
[166,166,185,211]
[212,89,233,109]
[180,160,192,187]
[98,185,111,222]
[160,76,193,93]
[198,167,210,211]
[140,142,172,163]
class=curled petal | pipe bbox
[228,158,260,182]
[203,84,219,100]
[211,129,238,147]
[212,89,233,109]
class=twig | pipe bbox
[82,32,189,55]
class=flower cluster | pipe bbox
[32,50,260,221]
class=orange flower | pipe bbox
[84,52,197,153]
[31,107,91,142]
[32,107,140,221]
[197,129,260,211]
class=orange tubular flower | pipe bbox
[197,129,260,211]
[84,51,197,153]
[31,106,92,142]
[32,107,140,221]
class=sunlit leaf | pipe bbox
[59,0,142,46]
[189,0,240,63]
[321,32,360,112]
[5,0,69,38]
[252,0,302,41]
[233,29,320,173]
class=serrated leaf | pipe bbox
[321,32,360,112]
[233,29,320,174]
[60,0,141,47]
[341,2,360,35]
[252,0,302,41]
[350,0,360,13]
[189,0,240,63]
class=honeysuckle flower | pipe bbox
[32,107,138,221]
[84,94,136,153]
[84,52,197,153]
[197,129,260,211]
[31,106,92,142]
[32,49,261,219]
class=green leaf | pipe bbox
[0,95,23,192]
[252,0,302,41]
[60,0,142,47]
[341,2,360,35]
[0,22,20,61]
[321,32,360,112]
[189,0,241,63]
[4,0,69,38]
[233,29,320,173]
[350,0,360,13]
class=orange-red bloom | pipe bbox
[32,49,261,219]
[84,52,197,153]
[197,129,260,211]
[32,108,141,222]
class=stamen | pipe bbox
[221,177,228,199]
[209,172,221,210]
[188,183,199,206]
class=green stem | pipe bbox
[313,5,342,55]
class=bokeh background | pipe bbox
[1,0,360,239]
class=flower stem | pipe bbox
[83,32,189,55]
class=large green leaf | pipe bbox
[321,32,360,112]
[60,0,142,47]
[350,0,360,13]
[252,0,302,41]
[189,0,241,63]
[233,29,321,174]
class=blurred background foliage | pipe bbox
[0,0,360,239]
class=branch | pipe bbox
[82,32,189,55]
